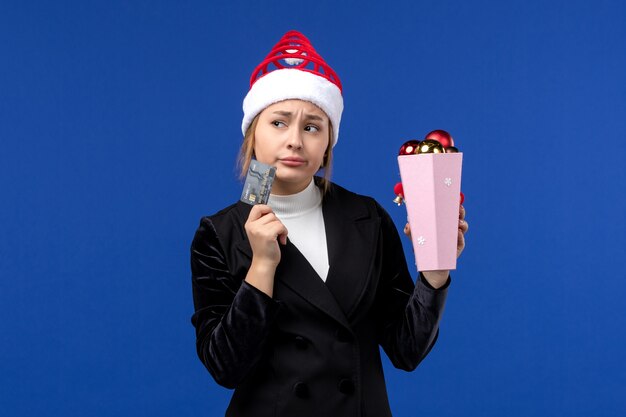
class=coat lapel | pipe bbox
[322,183,380,320]
[276,240,351,329]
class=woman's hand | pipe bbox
[456,204,468,258]
[245,204,288,267]
[404,205,469,289]
[244,205,288,298]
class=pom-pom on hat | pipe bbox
[242,30,344,147]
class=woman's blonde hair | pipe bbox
[237,114,334,196]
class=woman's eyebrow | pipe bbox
[272,111,325,122]
[304,114,324,122]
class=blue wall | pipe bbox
[1,1,625,416]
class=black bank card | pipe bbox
[240,159,276,205]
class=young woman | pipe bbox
[190,30,469,417]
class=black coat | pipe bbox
[190,180,450,417]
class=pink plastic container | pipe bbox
[397,153,463,271]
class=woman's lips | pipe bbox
[279,158,306,167]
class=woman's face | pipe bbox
[254,99,330,195]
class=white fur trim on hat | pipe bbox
[242,69,343,147]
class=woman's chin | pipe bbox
[275,166,314,182]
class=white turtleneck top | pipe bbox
[268,179,329,282]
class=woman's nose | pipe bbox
[286,128,303,149]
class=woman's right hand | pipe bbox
[244,204,288,268]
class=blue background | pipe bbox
[1,1,625,416]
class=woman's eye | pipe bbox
[272,120,286,127]
[304,125,320,133]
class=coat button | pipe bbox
[338,378,355,395]
[294,336,308,350]
[293,381,309,398]
[335,328,352,343]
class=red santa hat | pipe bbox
[242,30,344,147]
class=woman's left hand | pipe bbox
[404,204,469,259]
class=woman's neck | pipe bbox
[268,179,320,218]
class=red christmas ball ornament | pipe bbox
[393,182,404,197]
[393,182,405,205]
[425,129,454,148]
[398,140,421,156]
[460,192,465,205]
